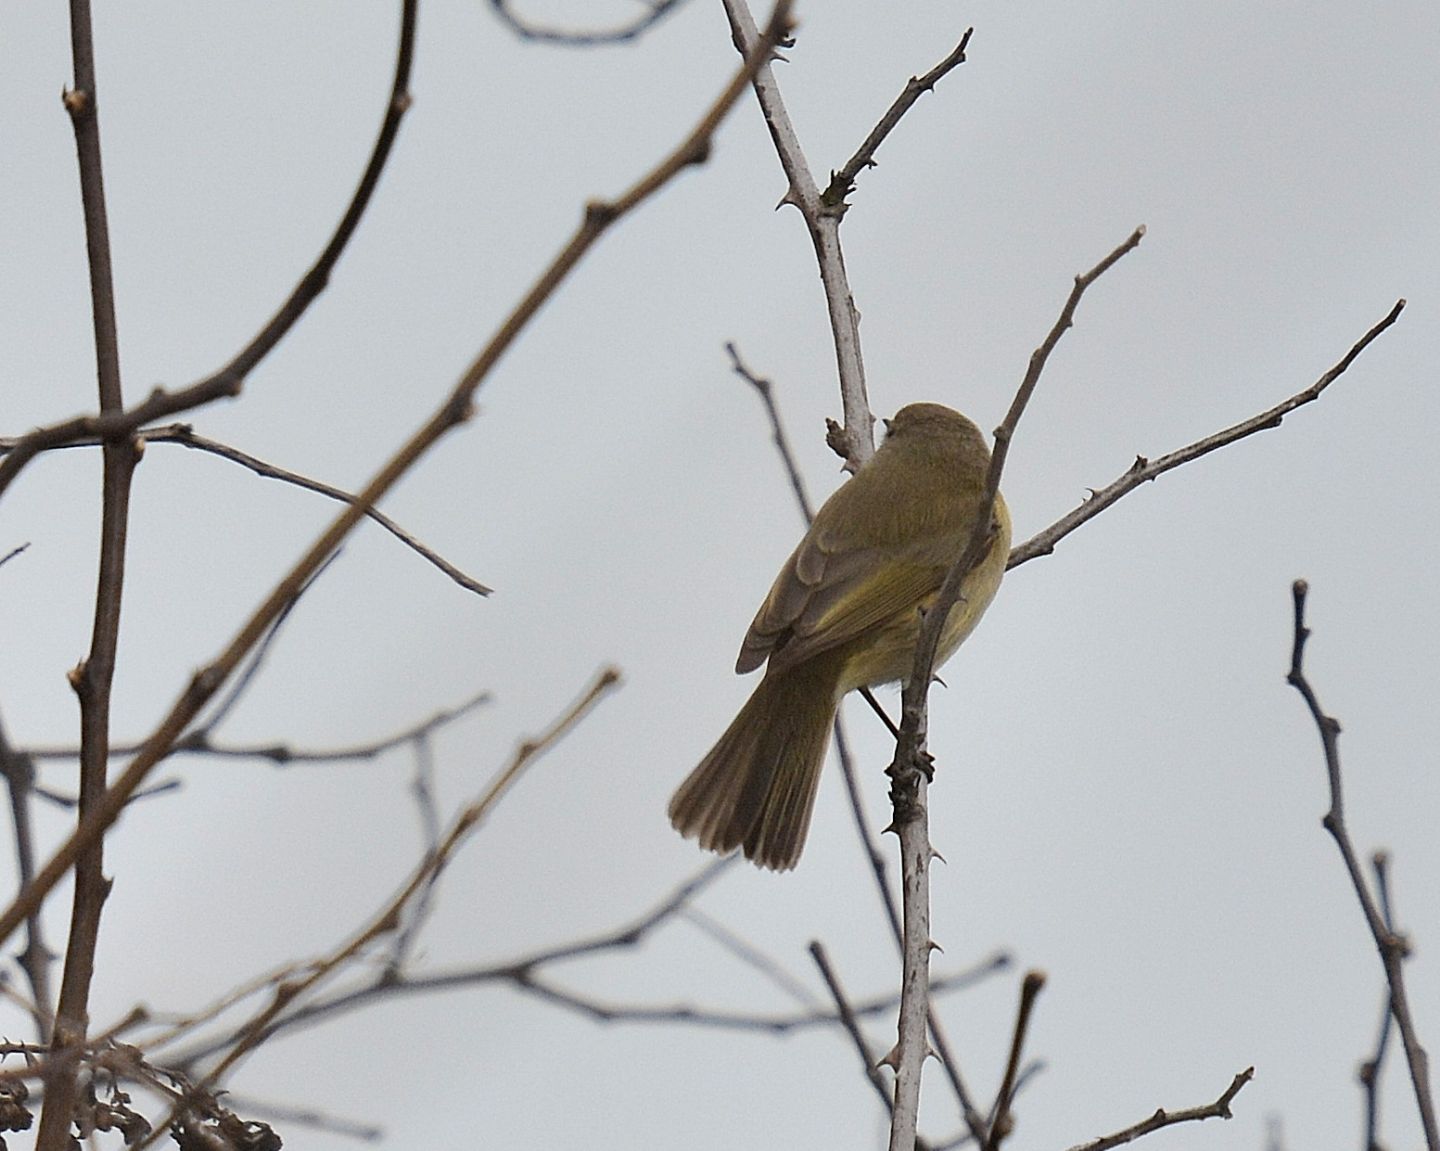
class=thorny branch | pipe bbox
[822,29,973,210]
[731,342,996,1135]
[722,0,874,466]
[883,226,1145,1151]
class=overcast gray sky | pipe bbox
[4,1,1439,1148]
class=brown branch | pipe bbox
[982,971,1045,1151]
[0,716,54,1039]
[128,424,489,595]
[822,30,974,209]
[42,3,136,1146]
[1361,851,1397,1151]
[24,689,494,768]
[1063,1067,1254,1151]
[1008,298,1406,569]
[0,0,793,960]
[137,667,622,1148]
[0,543,30,570]
[884,226,1146,1151]
[725,342,816,522]
[810,941,916,1141]
[0,0,419,502]
[1286,581,1438,1150]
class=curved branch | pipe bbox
[489,0,687,45]
[0,0,419,501]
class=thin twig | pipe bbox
[0,0,419,503]
[1361,851,1397,1151]
[0,717,54,1039]
[193,550,343,738]
[982,971,1045,1151]
[387,734,443,974]
[150,424,489,594]
[1286,582,1438,1150]
[809,942,906,1127]
[43,2,136,1144]
[1063,1067,1254,1151]
[0,1,793,958]
[136,668,621,1148]
[489,0,686,45]
[822,31,974,209]
[7,424,491,595]
[0,543,30,570]
[24,689,494,767]
[683,906,820,1008]
[725,342,816,521]
[1009,298,1406,569]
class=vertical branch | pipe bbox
[721,0,875,466]
[1286,581,1438,1151]
[0,718,54,1037]
[884,228,1144,1151]
[41,2,138,1147]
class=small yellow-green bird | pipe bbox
[668,402,1010,871]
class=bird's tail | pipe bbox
[668,659,840,871]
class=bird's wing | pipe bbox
[735,526,945,676]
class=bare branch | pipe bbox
[982,971,1045,1151]
[1286,582,1439,1150]
[148,424,489,595]
[809,942,907,1132]
[884,226,1145,1151]
[25,689,493,770]
[0,1,794,957]
[725,342,816,522]
[489,0,687,45]
[822,31,974,209]
[1063,1067,1254,1151]
[0,1,419,503]
[722,0,874,466]
[44,1,137,1142]
[136,667,622,1148]
[0,716,54,1039]
[1009,298,1406,568]
[1361,851,1397,1151]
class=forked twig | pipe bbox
[1009,299,1406,568]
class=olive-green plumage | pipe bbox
[668,403,1010,870]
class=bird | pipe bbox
[668,402,1010,870]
